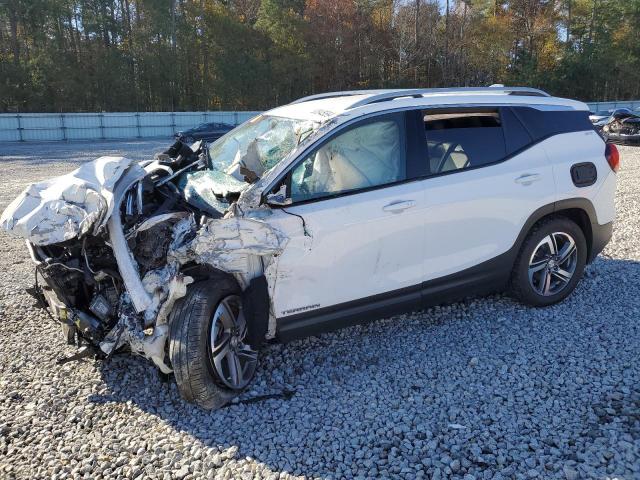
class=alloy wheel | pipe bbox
[208,295,258,390]
[528,232,578,296]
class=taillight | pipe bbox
[605,143,620,172]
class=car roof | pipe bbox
[268,87,589,122]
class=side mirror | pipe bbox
[265,184,292,207]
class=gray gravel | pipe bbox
[1,139,639,479]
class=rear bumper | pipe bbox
[589,221,613,262]
[604,132,640,145]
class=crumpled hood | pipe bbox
[0,146,290,374]
[0,156,133,245]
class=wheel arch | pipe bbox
[517,198,600,264]
[177,262,269,349]
[180,262,238,285]
[554,207,593,262]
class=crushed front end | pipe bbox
[1,140,286,373]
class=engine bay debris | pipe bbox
[0,140,288,373]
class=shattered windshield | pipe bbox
[209,115,319,183]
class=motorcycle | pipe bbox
[595,108,640,145]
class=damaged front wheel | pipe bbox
[208,295,257,390]
[168,277,258,409]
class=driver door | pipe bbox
[264,112,428,338]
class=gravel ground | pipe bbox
[0,140,639,480]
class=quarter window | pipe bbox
[289,115,406,202]
[423,109,506,174]
[501,107,533,154]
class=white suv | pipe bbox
[1,87,618,408]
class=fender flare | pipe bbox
[514,197,608,264]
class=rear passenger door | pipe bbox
[415,106,557,281]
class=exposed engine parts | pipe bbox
[596,108,640,145]
[1,139,287,374]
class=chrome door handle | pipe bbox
[382,200,416,213]
[515,173,541,185]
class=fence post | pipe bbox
[99,113,105,140]
[234,111,238,126]
[135,112,141,138]
[60,114,67,141]
[16,113,23,142]
[171,112,176,135]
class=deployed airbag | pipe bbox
[295,120,402,198]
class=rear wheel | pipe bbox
[510,216,587,307]
[168,277,258,409]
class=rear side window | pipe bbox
[422,108,506,174]
[510,107,593,140]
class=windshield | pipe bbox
[209,114,320,183]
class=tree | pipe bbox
[0,0,638,112]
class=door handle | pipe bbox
[515,173,541,185]
[382,200,416,213]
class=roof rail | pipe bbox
[289,86,551,109]
[345,86,551,110]
[289,90,391,105]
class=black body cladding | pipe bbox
[242,275,270,349]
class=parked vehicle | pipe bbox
[589,110,612,124]
[598,108,640,145]
[175,122,235,143]
[1,87,618,409]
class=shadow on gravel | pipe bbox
[88,256,640,478]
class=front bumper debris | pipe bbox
[0,141,287,373]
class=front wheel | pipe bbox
[168,278,259,409]
[510,216,587,307]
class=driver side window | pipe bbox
[290,115,406,203]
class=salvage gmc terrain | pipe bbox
[1,87,618,409]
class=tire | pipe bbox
[509,216,587,307]
[168,275,259,409]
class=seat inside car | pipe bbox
[427,141,469,173]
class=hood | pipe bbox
[1,156,133,246]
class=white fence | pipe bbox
[586,100,640,112]
[1,101,639,142]
[0,111,261,142]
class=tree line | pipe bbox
[1,0,639,113]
